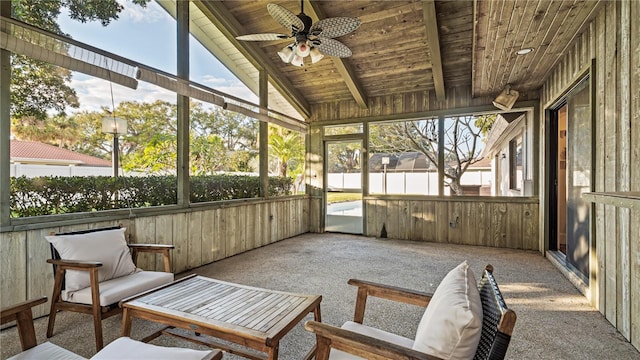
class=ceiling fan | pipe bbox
[236,1,360,67]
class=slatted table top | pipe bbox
[122,275,322,345]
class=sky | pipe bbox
[57,0,256,113]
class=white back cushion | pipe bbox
[413,261,483,360]
[46,228,137,292]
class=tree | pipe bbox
[10,99,260,176]
[327,144,360,173]
[475,114,497,138]
[190,134,227,175]
[268,125,304,178]
[227,150,256,173]
[9,0,148,119]
[11,114,80,147]
[125,133,176,174]
[9,57,79,119]
[323,126,362,174]
[11,111,107,157]
[116,100,177,173]
[191,103,259,172]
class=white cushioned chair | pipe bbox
[45,225,175,351]
[305,262,516,360]
[1,297,223,360]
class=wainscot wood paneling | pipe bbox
[540,1,640,350]
[364,197,539,250]
[630,0,640,350]
[0,196,309,319]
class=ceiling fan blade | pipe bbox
[317,38,353,58]
[267,3,304,32]
[310,17,361,38]
[236,33,290,41]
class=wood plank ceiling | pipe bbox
[473,0,602,98]
[186,0,602,121]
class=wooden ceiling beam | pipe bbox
[471,0,479,98]
[196,1,311,119]
[422,0,445,102]
[305,0,368,109]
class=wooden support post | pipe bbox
[176,0,190,206]
[0,0,11,227]
[259,70,269,198]
[438,116,445,196]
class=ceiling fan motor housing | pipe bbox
[297,12,313,34]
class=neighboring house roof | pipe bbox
[471,156,492,168]
[10,140,111,167]
[369,152,490,172]
[480,112,526,158]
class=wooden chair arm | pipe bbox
[47,258,103,270]
[127,244,175,251]
[0,296,47,351]
[203,349,223,360]
[305,321,440,360]
[128,244,173,273]
[347,279,432,323]
[0,296,47,325]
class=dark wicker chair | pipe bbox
[305,264,516,360]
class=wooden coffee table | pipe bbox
[120,275,322,360]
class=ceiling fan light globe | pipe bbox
[296,41,311,57]
[310,47,324,63]
[278,46,294,63]
[291,55,305,67]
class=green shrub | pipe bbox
[10,174,293,217]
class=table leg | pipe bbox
[304,304,322,360]
[313,304,322,322]
[121,308,132,337]
[267,343,279,360]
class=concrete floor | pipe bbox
[2,233,639,359]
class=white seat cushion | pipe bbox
[90,337,214,360]
[413,261,483,360]
[63,271,174,305]
[8,342,86,360]
[46,228,137,292]
[328,321,415,360]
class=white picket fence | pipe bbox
[9,163,141,177]
[328,170,491,195]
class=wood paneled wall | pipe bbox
[0,196,309,319]
[309,85,538,123]
[364,197,539,250]
[540,1,640,350]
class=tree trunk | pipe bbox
[279,160,288,177]
[450,178,463,196]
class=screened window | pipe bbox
[368,115,491,196]
[369,119,439,195]
[9,72,179,217]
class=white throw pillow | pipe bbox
[413,261,483,360]
[46,228,137,292]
